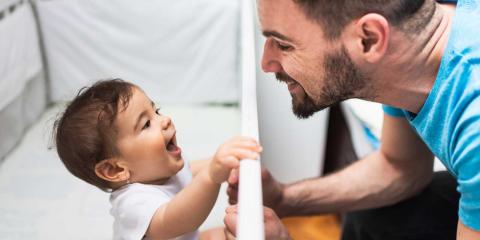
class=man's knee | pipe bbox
[341,209,383,240]
[341,172,459,240]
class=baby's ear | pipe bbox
[94,159,130,183]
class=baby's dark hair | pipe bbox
[53,79,136,191]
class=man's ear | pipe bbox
[94,158,130,183]
[351,13,390,63]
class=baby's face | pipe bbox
[114,87,184,184]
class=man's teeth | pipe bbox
[285,80,296,84]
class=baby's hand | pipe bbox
[209,136,262,184]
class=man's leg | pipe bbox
[341,171,459,240]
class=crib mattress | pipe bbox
[0,103,240,239]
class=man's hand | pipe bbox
[209,136,262,184]
[227,167,288,216]
[224,205,291,240]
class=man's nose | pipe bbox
[261,38,283,73]
[160,116,171,129]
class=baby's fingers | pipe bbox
[228,148,260,160]
[221,156,241,169]
[230,139,263,153]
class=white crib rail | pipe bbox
[237,0,265,239]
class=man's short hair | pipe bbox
[293,0,436,40]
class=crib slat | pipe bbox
[237,0,265,239]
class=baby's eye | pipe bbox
[155,108,161,115]
[142,120,150,130]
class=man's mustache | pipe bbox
[275,72,296,83]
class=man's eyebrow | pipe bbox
[262,30,294,43]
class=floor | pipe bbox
[283,215,341,240]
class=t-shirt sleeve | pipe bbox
[382,105,406,118]
[452,99,480,230]
[112,187,171,240]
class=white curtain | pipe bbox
[0,2,42,110]
[35,0,240,104]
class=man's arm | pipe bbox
[458,220,480,239]
[270,114,434,216]
[225,115,435,239]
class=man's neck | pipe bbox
[373,2,456,113]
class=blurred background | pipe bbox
[1,0,432,239]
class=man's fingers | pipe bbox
[261,167,272,181]
[227,169,239,204]
[227,186,238,204]
[225,229,236,240]
[263,207,277,220]
[226,205,238,213]
[228,169,239,185]
[224,205,239,237]
[227,186,237,197]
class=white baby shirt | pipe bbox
[110,161,199,240]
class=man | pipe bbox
[224,0,480,239]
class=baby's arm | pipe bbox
[190,158,211,177]
[146,136,262,240]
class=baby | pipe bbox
[53,79,262,240]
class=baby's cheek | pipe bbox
[151,134,167,150]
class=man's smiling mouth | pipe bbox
[276,72,300,92]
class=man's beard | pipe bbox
[276,46,367,119]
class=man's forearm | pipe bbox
[277,151,433,217]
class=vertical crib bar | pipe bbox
[237,0,265,239]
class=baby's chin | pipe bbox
[167,157,184,176]
[176,158,185,170]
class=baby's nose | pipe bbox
[161,116,171,129]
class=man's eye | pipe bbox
[276,41,292,51]
[142,120,150,130]
[155,108,161,115]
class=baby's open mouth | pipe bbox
[166,133,182,158]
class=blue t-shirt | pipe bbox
[383,0,480,230]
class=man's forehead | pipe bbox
[258,0,293,24]
[258,0,310,40]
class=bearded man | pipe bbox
[225,0,480,239]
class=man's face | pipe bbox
[258,0,368,119]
